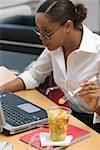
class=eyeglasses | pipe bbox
[33,23,65,40]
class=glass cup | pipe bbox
[47,107,72,142]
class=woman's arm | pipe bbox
[0,77,26,92]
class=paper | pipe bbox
[0,141,12,150]
[39,132,73,147]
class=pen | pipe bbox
[58,76,97,104]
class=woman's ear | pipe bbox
[65,20,73,33]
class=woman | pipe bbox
[0,0,100,132]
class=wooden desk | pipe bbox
[0,66,100,150]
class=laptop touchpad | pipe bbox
[17,103,41,113]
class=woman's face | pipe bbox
[35,12,66,51]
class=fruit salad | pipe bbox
[48,107,71,141]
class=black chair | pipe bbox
[0,15,44,55]
[0,15,44,73]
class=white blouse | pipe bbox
[19,25,100,123]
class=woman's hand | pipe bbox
[76,80,100,112]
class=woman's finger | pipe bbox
[81,81,96,87]
[79,84,97,92]
[76,89,100,97]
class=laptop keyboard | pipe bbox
[2,102,38,126]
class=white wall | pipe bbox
[72,0,100,33]
[0,0,44,21]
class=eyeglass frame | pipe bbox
[32,21,66,40]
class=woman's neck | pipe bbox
[63,29,82,55]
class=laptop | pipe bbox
[0,92,48,135]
